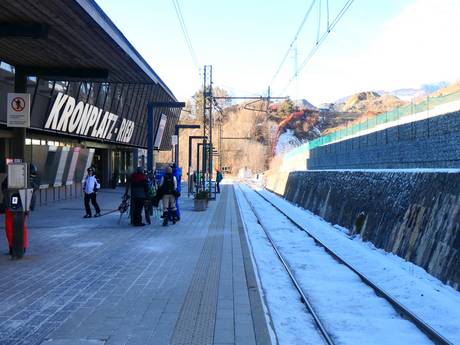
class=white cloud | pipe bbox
[294,0,460,105]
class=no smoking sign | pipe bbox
[11,96,26,112]
[7,93,30,128]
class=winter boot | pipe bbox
[172,210,178,224]
[162,212,168,226]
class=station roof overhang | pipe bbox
[0,0,177,101]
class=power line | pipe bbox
[269,0,317,86]
[317,0,322,43]
[171,0,200,69]
[281,0,355,94]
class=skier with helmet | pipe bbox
[159,166,178,226]
[82,167,101,218]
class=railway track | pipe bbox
[237,183,453,345]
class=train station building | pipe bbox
[0,0,180,210]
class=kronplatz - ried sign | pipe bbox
[7,93,30,128]
[44,92,135,144]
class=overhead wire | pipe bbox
[280,0,355,95]
[171,0,200,69]
[317,0,321,43]
[269,0,317,86]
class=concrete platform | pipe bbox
[0,184,272,345]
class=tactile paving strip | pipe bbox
[170,192,227,345]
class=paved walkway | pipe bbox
[0,184,271,345]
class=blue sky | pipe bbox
[95,0,460,105]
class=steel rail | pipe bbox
[249,186,453,345]
[238,184,335,345]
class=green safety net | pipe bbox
[308,89,460,151]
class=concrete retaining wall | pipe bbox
[264,171,290,196]
[308,110,460,169]
[284,170,460,290]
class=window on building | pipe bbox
[79,82,92,102]
[67,81,80,99]
[115,84,129,115]
[104,83,117,111]
[36,78,54,97]
[88,82,100,105]
[0,61,14,72]
[121,84,136,118]
[54,81,68,93]
[27,76,37,96]
[97,82,109,108]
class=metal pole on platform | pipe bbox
[175,124,200,166]
[147,103,154,172]
[197,143,202,193]
[8,68,28,259]
[188,135,207,196]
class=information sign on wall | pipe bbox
[7,163,27,189]
[7,93,30,128]
[154,114,167,148]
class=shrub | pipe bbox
[195,190,209,200]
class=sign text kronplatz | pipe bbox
[44,92,135,143]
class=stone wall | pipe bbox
[308,110,460,169]
[283,170,460,290]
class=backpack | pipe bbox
[147,179,156,198]
[162,174,175,194]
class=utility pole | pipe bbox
[213,93,288,172]
[200,66,288,180]
[219,119,223,170]
[202,65,213,190]
[293,40,299,100]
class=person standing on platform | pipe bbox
[216,169,223,193]
[144,169,156,225]
[159,166,178,226]
[83,167,101,218]
[171,164,181,221]
[129,167,148,226]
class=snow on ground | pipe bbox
[237,167,253,178]
[236,184,434,345]
[275,129,303,156]
[252,185,460,344]
[235,185,326,345]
